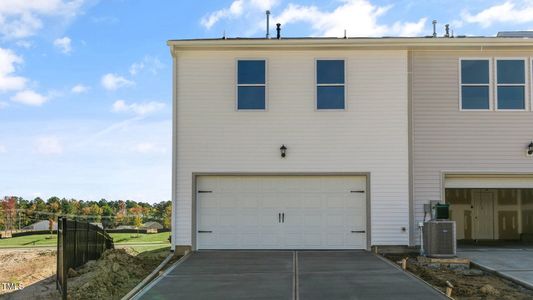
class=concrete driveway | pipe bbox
[458,247,533,290]
[135,251,445,300]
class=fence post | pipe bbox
[56,216,61,291]
[61,217,67,300]
[73,219,77,267]
[86,221,90,260]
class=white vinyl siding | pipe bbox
[174,49,409,248]
[412,50,533,245]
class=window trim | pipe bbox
[459,58,493,111]
[315,58,347,111]
[494,57,528,111]
[235,58,268,111]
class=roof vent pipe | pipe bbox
[266,10,271,39]
[432,20,437,37]
[444,24,450,38]
[276,23,281,39]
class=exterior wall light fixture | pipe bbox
[280,145,287,158]
[528,141,533,157]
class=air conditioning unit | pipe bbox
[423,220,456,258]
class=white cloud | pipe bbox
[11,90,48,106]
[101,73,134,91]
[35,136,63,155]
[0,145,6,153]
[129,56,165,76]
[134,142,166,154]
[53,36,72,54]
[15,40,33,49]
[71,84,89,93]
[112,100,165,116]
[0,0,87,39]
[274,0,425,37]
[201,0,426,37]
[460,1,533,28]
[0,101,8,109]
[201,0,246,29]
[0,48,27,92]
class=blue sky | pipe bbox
[1,0,533,203]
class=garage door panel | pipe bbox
[197,175,367,250]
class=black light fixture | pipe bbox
[528,141,533,156]
[280,145,287,158]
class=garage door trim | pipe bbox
[191,172,371,251]
[440,171,533,201]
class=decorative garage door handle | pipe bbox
[351,230,366,233]
[279,213,281,223]
[198,230,213,233]
[350,190,365,193]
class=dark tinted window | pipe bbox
[497,60,525,84]
[317,86,345,109]
[462,86,489,110]
[238,60,265,84]
[317,60,344,84]
[497,86,525,109]
[461,60,489,84]
[238,86,265,109]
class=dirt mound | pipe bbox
[385,254,533,300]
[66,248,166,300]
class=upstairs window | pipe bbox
[237,60,266,110]
[460,59,490,110]
[496,59,526,110]
[316,60,345,110]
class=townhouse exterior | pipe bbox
[167,36,533,252]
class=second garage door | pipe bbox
[196,175,367,250]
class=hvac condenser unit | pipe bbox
[423,221,456,258]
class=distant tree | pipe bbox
[163,204,172,229]
[89,203,103,223]
[130,205,143,236]
[48,200,61,235]
[115,201,127,226]
[1,197,17,235]
[101,204,113,229]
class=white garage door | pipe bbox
[196,175,367,250]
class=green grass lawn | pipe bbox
[110,232,170,244]
[0,232,170,248]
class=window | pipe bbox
[316,60,345,110]
[496,59,526,110]
[237,60,266,110]
[460,59,490,110]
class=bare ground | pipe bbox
[0,248,56,297]
[1,247,171,300]
[384,254,533,300]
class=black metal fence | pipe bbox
[56,217,114,299]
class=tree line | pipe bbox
[0,196,171,232]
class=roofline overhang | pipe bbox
[167,37,533,53]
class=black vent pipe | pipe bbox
[276,23,281,39]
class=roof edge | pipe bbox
[167,37,533,49]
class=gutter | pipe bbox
[167,37,533,50]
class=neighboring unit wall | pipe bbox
[173,49,410,248]
[411,50,533,244]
